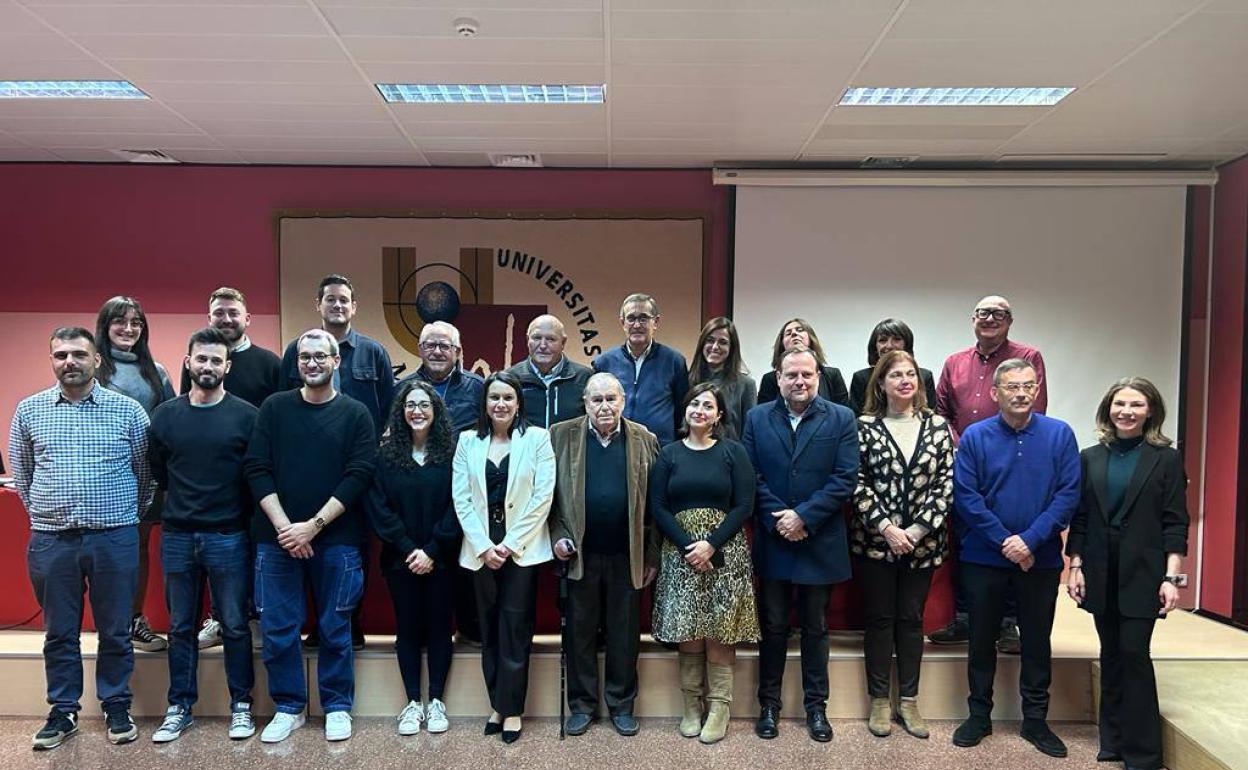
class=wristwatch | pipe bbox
[1161,575,1181,586]
[313,515,327,531]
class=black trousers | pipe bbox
[757,579,833,713]
[473,560,540,717]
[963,562,1060,720]
[857,558,933,698]
[565,552,641,716]
[1094,535,1162,770]
[384,567,454,701]
[453,567,481,642]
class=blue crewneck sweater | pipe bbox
[592,341,689,445]
[953,412,1081,570]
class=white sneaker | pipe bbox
[197,618,222,649]
[250,619,263,651]
[397,701,424,735]
[425,698,449,733]
[324,711,352,742]
[228,703,255,740]
[151,705,193,743]
[260,712,304,743]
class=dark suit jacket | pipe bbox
[757,366,850,409]
[848,367,937,417]
[742,396,859,584]
[1066,442,1189,618]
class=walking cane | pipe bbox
[556,553,572,740]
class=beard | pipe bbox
[213,323,243,343]
[194,371,224,390]
[301,369,334,388]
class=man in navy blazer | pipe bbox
[742,347,858,743]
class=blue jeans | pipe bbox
[255,543,363,714]
[27,526,139,713]
[162,529,254,711]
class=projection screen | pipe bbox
[732,184,1188,446]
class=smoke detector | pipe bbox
[489,153,542,168]
[110,149,179,164]
[453,17,480,37]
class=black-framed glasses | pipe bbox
[297,352,332,365]
[623,313,655,325]
[404,400,434,411]
[973,308,1011,321]
[420,341,457,353]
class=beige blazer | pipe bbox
[452,425,555,570]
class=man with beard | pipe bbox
[10,327,152,749]
[246,329,376,743]
[180,287,281,409]
[148,328,259,743]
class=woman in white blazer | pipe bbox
[452,370,555,743]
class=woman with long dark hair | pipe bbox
[687,317,756,440]
[848,318,937,416]
[1067,377,1188,770]
[650,382,758,744]
[95,296,175,653]
[451,370,555,743]
[368,381,462,735]
[756,318,849,407]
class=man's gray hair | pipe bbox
[584,371,625,397]
[993,358,1035,386]
[619,293,659,318]
[297,328,339,357]
[420,321,461,348]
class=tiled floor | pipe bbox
[2,716,1106,770]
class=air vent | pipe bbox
[489,153,542,168]
[110,149,179,164]
[860,155,918,169]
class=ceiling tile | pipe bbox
[0,34,100,64]
[25,5,326,36]
[611,7,894,41]
[110,60,360,85]
[192,118,399,137]
[29,131,221,150]
[415,136,606,153]
[321,7,602,38]
[400,120,604,140]
[235,148,428,165]
[0,146,62,160]
[0,114,199,133]
[816,123,1024,140]
[143,81,379,104]
[342,36,602,63]
[215,132,412,152]
[172,101,393,122]
[72,34,346,61]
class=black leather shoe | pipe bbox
[952,716,992,747]
[1020,720,1068,758]
[611,714,639,736]
[927,618,970,644]
[996,624,1021,655]
[565,713,592,736]
[806,711,833,743]
[484,718,502,736]
[1096,748,1123,762]
[501,727,521,744]
[755,706,780,739]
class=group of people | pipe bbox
[8,278,1187,770]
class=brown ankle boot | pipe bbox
[677,652,706,738]
[699,662,733,744]
[868,697,892,737]
[897,697,929,739]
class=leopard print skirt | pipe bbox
[651,507,760,645]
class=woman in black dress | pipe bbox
[1066,377,1188,770]
[756,318,849,407]
[687,317,756,440]
[367,381,462,735]
[650,382,758,744]
[847,318,937,416]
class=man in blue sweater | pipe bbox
[592,293,688,445]
[951,358,1079,758]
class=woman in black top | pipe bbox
[848,318,937,416]
[687,317,756,440]
[649,383,758,744]
[1067,378,1188,770]
[367,381,462,736]
[756,318,849,407]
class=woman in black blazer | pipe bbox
[756,318,849,407]
[847,318,937,416]
[1066,377,1188,770]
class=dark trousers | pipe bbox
[454,567,481,642]
[757,579,833,713]
[963,563,1060,720]
[384,568,454,702]
[953,535,1017,624]
[857,558,933,698]
[473,560,540,717]
[565,552,641,716]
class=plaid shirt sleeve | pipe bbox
[7,400,34,510]
[129,404,153,511]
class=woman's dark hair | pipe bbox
[95,295,164,397]
[475,370,527,438]
[865,317,916,367]
[1095,377,1172,447]
[678,381,729,440]
[770,317,828,370]
[689,316,748,388]
[379,380,455,469]
[863,349,931,418]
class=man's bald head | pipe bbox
[526,314,568,374]
[971,294,1013,351]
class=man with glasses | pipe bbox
[592,293,689,445]
[506,314,591,428]
[930,295,1048,652]
[950,359,1078,758]
[245,329,376,744]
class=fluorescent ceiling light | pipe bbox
[839,87,1074,107]
[0,80,149,99]
[377,83,604,104]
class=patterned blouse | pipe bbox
[852,412,954,569]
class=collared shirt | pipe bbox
[587,417,623,448]
[9,380,152,532]
[530,356,566,387]
[231,335,252,353]
[935,338,1047,438]
[628,341,654,379]
[787,404,812,432]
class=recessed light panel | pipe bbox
[839,87,1074,107]
[0,80,149,99]
[377,83,604,104]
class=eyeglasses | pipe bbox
[297,352,333,365]
[420,341,457,353]
[623,314,655,325]
[110,318,144,330]
[973,308,1011,321]
[998,382,1038,393]
[404,400,434,411]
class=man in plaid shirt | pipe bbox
[9,326,152,750]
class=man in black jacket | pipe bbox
[507,314,592,428]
